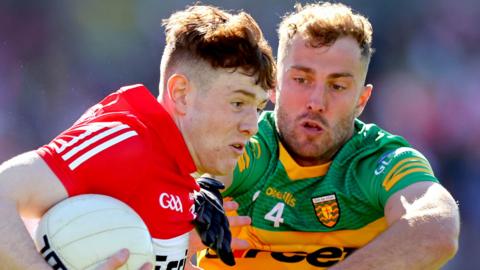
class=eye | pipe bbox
[231,101,244,109]
[293,77,309,85]
[331,83,347,91]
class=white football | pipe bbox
[34,194,155,270]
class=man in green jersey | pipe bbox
[195,2,460,270]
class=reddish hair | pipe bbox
[162,5,275,90]
[278,2,374,61]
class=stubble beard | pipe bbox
[276,108,355,166]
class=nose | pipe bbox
[239,109,259,137]
[306,85,326,112]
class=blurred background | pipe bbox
[0,0,478,268]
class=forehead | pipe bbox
[283,35,364,75]
[205,68,267,100]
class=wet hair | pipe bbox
[278,2,374,62]
[160,5,275,90]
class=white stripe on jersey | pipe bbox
[54,122,122,154]
[62,124,130,160]
[68,130,138,170]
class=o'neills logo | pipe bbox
[312,194,340,228]
[265,187,296,207]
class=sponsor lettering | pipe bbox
[206,247,356,267]
[155,251,187,270]
[38,234,67,270]
[265,187,296,207]
[374,150,395,175]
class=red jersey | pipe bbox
[37,84,199,269]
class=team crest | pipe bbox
[312,193,340,228]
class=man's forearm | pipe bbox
[330,214,458,269]
[0,199,51,270]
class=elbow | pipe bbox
[442,204,461,261]
[429,214,460,264]
[438,224,460,261]
[436,231,459,261]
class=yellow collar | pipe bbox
[279,142,331,180]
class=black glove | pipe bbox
[193,177,235,266]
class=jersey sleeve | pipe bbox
[223,137,271,197]
[357,147,439,210]
[36,119,149,197]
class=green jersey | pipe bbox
[198,112,438,269]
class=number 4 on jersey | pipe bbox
[264,202,285,227]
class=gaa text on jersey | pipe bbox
[159,192,183,213]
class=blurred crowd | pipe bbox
[1,0,478,269]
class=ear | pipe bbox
[355,84,373,117]
[166,74,190,115]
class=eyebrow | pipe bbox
[232,89,268,105]
[290,65,314,74]
[328,72,354,79]
[290,66,354,79]
[233,89,256,99]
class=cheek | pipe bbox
[329,101,357,128]
[331,94,357,113]
[279,89,304,109]
[196,114,233,145]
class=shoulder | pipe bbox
[375,147,435,184]
[38,117,152,175]
[374,147,430,173]
[345,121,440,206]
[375,147,438,199]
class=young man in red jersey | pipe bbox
[0,5,275,270]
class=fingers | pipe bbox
[139,262,153,270]
[227,215,251,227]
[231,238,252,250]
[95,249,129,270]
[94,249,152,270]
[217,241,235,266]
[223,201,239,211]
[224,201,251,227]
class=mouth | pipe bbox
[301,120,323,133]
[230,143,245,155]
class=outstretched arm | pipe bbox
[0,151,68,270]
[330,181,459,270]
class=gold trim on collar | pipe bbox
[279,142,331,180]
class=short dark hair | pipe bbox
[161,5,275,90]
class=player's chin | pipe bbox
[211,160,237,176]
